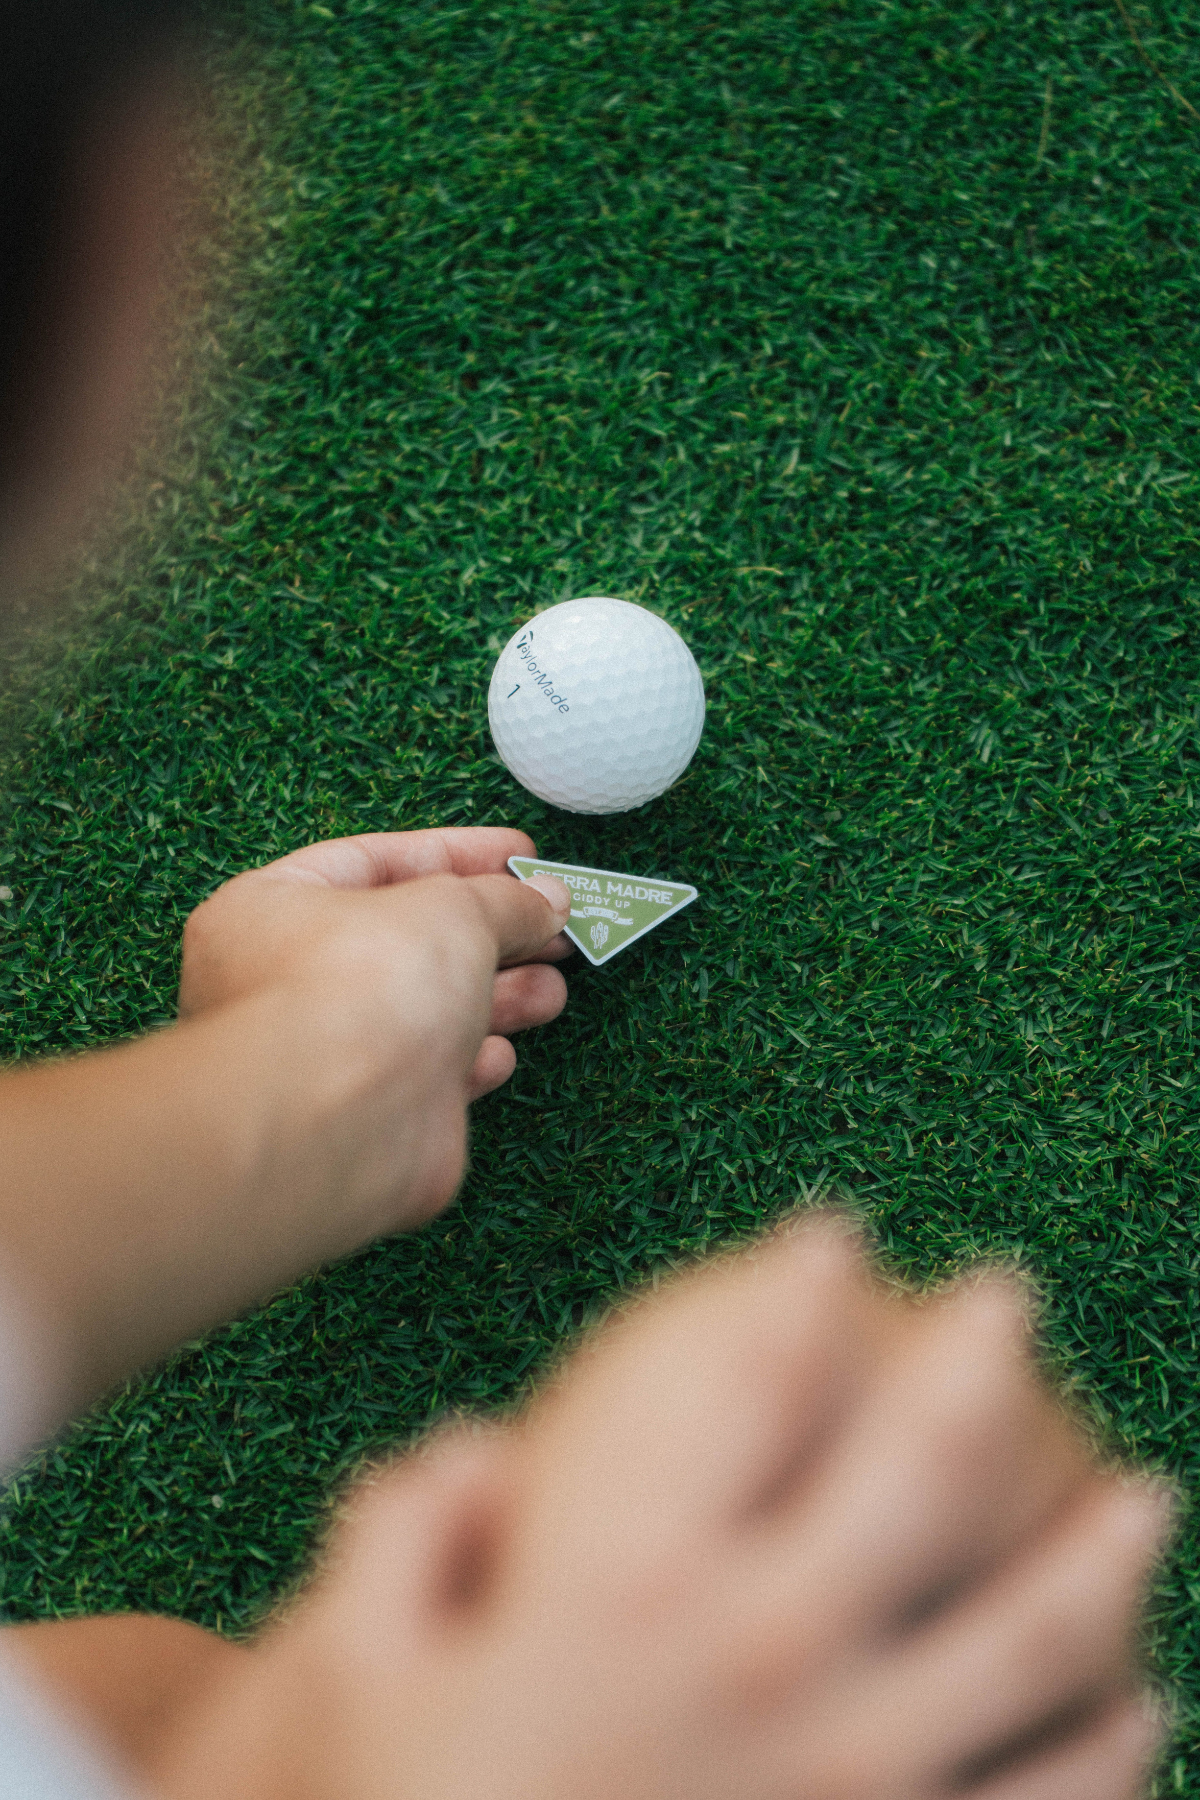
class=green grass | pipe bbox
[3,0,1200,1783]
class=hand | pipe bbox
[153,1217,1170,1800]
[0,828,571,1407]
[180,826,573,1102]
[175,825,573,1233]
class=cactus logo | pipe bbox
[590,920,610,951]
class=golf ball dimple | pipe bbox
[488,597,706,815]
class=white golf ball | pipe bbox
[488,597,705,814]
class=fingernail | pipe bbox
[527,873,571,925]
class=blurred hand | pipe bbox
[154,1216,1170,1800]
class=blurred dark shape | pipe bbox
[0,1,208,588]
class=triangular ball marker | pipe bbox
[508,856,697,967]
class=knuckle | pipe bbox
[181,890,225,961]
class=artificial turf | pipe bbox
[2,0,1200,1782]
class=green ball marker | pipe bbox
[508,856,697,967]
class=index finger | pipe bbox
[461,870,573,966]
[258,827,538,890]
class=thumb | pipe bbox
[465,871,572,965]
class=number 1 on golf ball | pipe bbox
[488,596,705,815]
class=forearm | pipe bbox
[0,844,568,1437]
[0,989,446,1421]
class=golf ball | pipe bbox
[488,597,706,814]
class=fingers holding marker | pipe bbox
[465,871,572,967]
[464,958,570,1101]
[507,930,576,966]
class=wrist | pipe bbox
[0,977,468,1408]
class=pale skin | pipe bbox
[0,42,1173,1800]
[0,837,1171,1798]
[149,1217,1169,1800]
